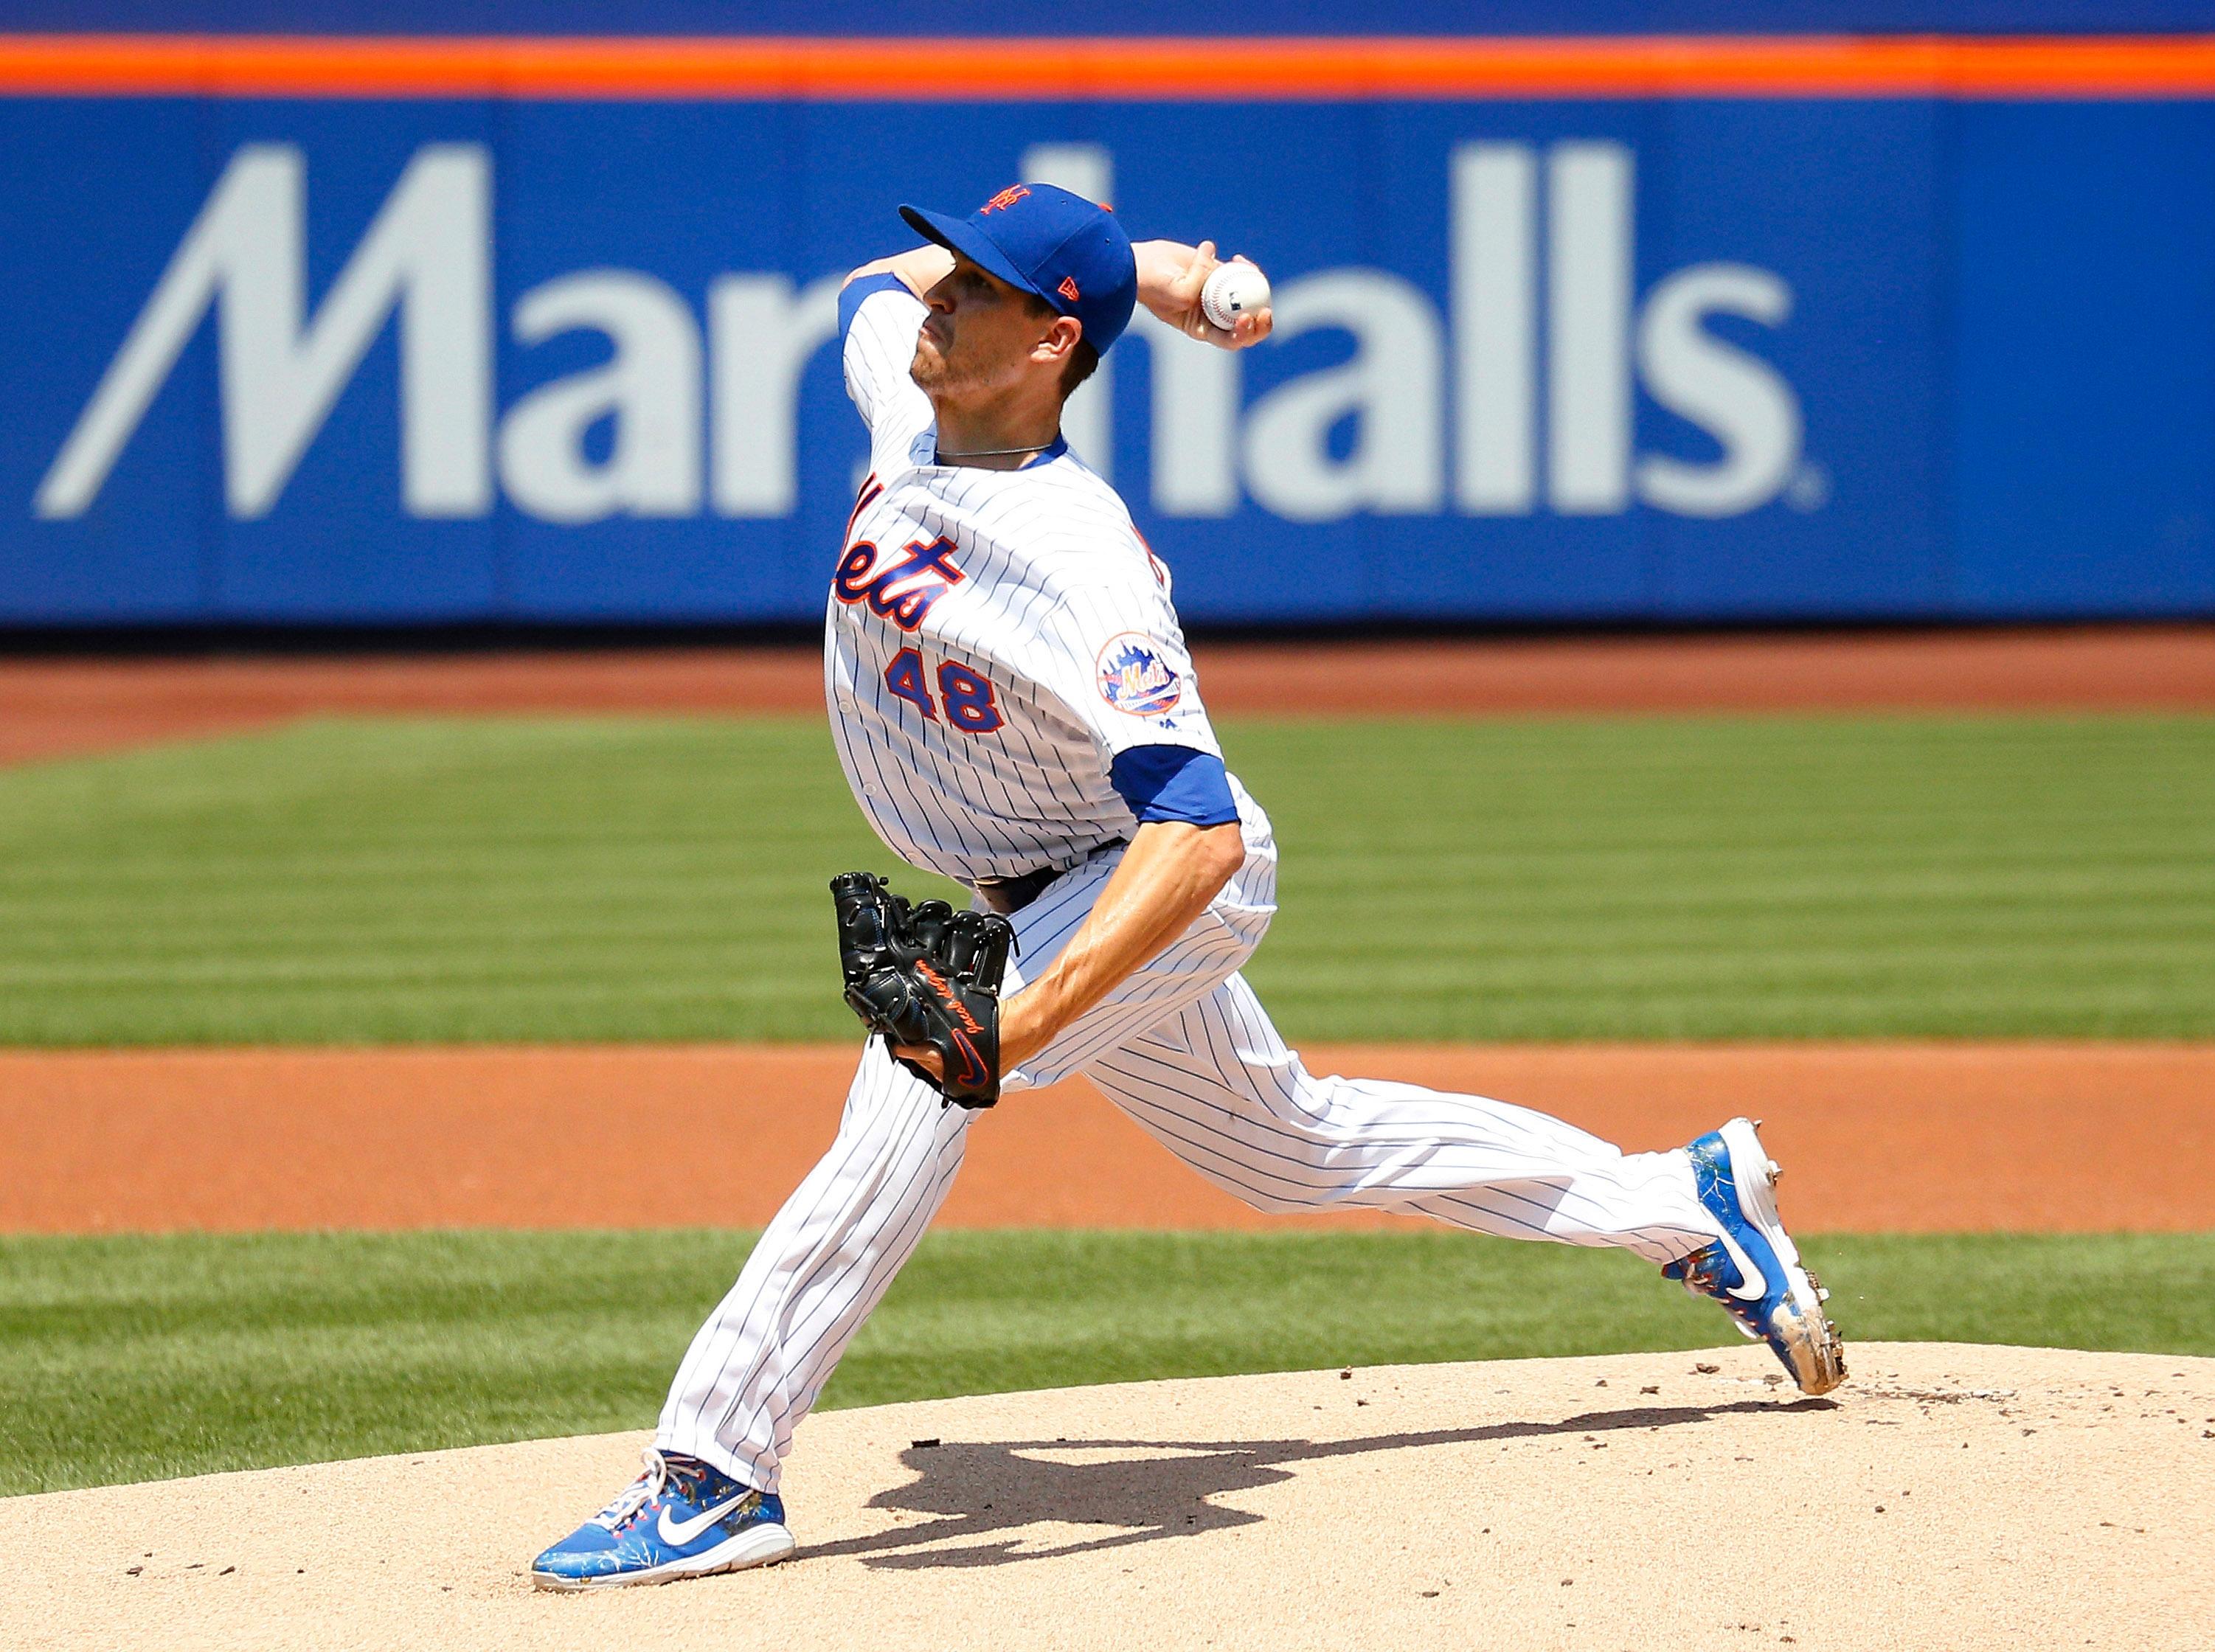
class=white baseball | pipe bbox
[1201,262,1270,332]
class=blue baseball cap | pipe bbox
[900,183,1139,355]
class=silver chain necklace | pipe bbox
[935,437,1058,462]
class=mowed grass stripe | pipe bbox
[3,1228,2212,1496]
[0,713,2208,1044]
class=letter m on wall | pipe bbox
[36,145,491,521]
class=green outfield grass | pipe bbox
[0,712,2208,1044]
[2,1227,2211,1496]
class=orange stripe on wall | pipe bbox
[3,34,2215,101]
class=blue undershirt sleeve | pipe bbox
[1108,746,1240,827]
[838,271,909,341]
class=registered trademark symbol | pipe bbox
[1785,461,1831,512]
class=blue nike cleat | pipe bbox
[1665,1117,1847,1395]
[532,1447,796,1591]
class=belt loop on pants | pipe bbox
[972,836,1128,916]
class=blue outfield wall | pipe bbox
[4,91,2214,625]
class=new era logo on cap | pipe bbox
[899,182,1138,354]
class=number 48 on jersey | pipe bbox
[884,648,1004,733]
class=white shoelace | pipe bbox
[592,1447,670,1530]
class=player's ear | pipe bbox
[1033,314,1083,369]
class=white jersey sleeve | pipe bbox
[1033,559,1224,767]
[839,275,934,462]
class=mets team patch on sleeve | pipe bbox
[1095,633,1183,717]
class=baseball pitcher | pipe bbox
[531,184,1845,1590]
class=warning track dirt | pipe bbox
[4,625,2211,768]
[8,1343,2209,1652]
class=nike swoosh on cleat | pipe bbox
[1713,1226,1769,1302]
[657,1494,758,1547]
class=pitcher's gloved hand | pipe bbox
[831,872,1016,1107]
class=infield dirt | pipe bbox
[7,1041,2214,1235]
[9,1342,2210,1652]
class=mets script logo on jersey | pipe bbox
[1095,634,1182,718]
[834,534,966,632]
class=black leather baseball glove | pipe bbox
[831,872,1016,1108]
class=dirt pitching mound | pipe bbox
[10,1344,2211,1652]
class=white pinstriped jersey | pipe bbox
[827,281,1261,884]
[659,288,1737,1502]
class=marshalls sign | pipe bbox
[42,140,1808,530]
[6,105,1933,625]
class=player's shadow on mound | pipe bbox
[804,1395,1832,1570]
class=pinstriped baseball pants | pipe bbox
[657,828,1727,1493]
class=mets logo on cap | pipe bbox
[1096,634,1182,718]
